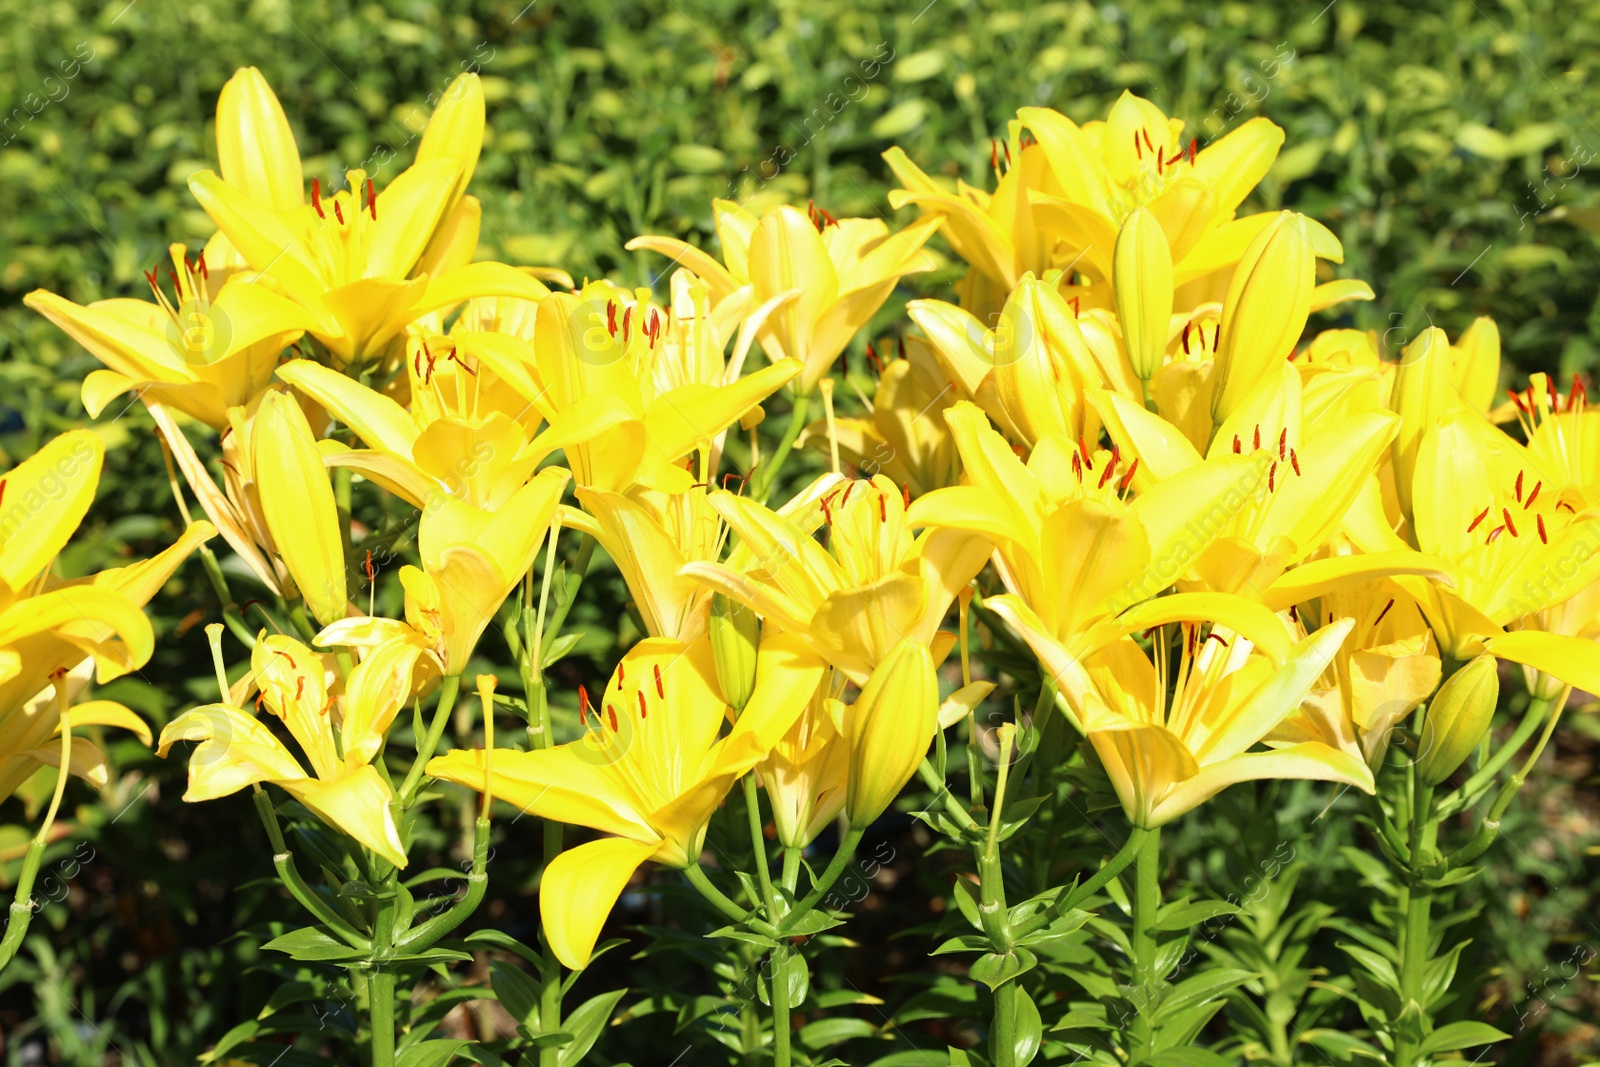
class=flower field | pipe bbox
[1,2,1599,1065]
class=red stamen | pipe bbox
[1516,470,1524,501]
[367,178,377,220]
[1289,449,1301,476]
[607,704,618,731]
[1508,388,1528,413]
[1278,428,1287,460]
[622,305,632,343]
[1525,481,1542,508]
[1253,425,1261,450]
[1373,598,1395,628]
[1118,458,1139,490]
[902,482,911,510]
[878,494,887,522]
[1467,506,1490,532]
[1502,508,1518,537]
[653,663,665,699]
[637,691,648,719]
[1133,131,1143,160]
[1538,514,1549,543]
[363,550,375,582]
[312,178,325,219]
[1141,128,1155,153]
[1187,138,1197,164]
[1232,434,1242,455]
[578,685,591,718]
[333,199,345,225]
[1486,525,1505,544]
[1268,462,1278,492]
[1077,435,1091,465]
[1097,456,1116,488]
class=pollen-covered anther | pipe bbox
[1467,505,1490,533]
[652,664,665,699]
[1524,481,1541,509]
[1289,449,1301,476]
[1278,428,1287,459]
[1118,458,1139,491]
[877,494,887,522]
[1097,454,1117,489]
[607,703,619,731]
[1502,508,1518,537]
[312,177,325,219]
[1268,461,1278,493]
[1485,525,1505,545]
[1232,434,1242,455]
[1373,598,1395,627]
[1537,514,1549,543]
[366,178,377,220]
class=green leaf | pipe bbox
[931,934,992,956]
[1008,985,1042,1067]
[952,878,983,931]
[540,630,585,668]
[1149,900,1241,933]
[464,929,548,972]
[557,987,629,1066]
[262,927,365,963]
[1145,1049,1231,1067]
[706,925,780,949]
[782,910,844,937]
[1418,1021,1512,1055]
[1151,967,1256,1027]
[798,1017,879,1047]
[396,1039,468,1067]
[489,959,541,1028]
[968,948,1037,991]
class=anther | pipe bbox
[1278,428,1287,460]
[312,178,325,219]
[1373,598,1395,627]
[637,691,648,719]
[1502,508,1518,537]
[1232,434,1242,454]
[607,704,619,731]
[367,178,377,220]
[333,199,345,225]
[1253,425,1261,451]
[1467,505,1490,533]
[653,664,665,699]
[1268,462,1277,492]
[1525,481,1542,508]
[1289,449,1301,476]
[1515,471,1524,501]
[878,494,887,522]
[1537,514,1549,543]
[1118,458,1140,491]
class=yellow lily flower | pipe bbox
[0,664,153,805]
[1269,578,1441,771]
[1385,407,1600,666]
[158,633,418,867]
[426,631,826,969]
[907,400,1266,657]
[276,336,545,512]
[1057,611,1374,828]
[1096,361,1438,603]
[628,200,941,394]
[562,485,725,642]
[798,335,961,496]
[760,668,849,849]
[322,467,568,675]
[885,93,1295,319]
[25,244,313,431]
[908,275,1117,449]
[517,281,801,492]
[189,70,547,365]
[0,431,213,800]
[682,474,989,683]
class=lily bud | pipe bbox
[1210,211,1313,424]
[1113,208,1174,382]
[709,593,760,713]
[844,638,939,828]
[215,67,303,211]
[1389,327,1452,519]
[253,390,347,627]
[1417,655,1499,786]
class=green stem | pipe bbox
[1393,778,1438,1067]
[990,979,1020,1067]
[781,848,801,895]
[252,788,370,946]
[743,776,779,923]
[782,826,865,927]
[917,757,981,831]
[538,816,564,1067]
[754,393,810,503]
[0,837,46,973]
[399,675,463,805]
[394,817,489,952]
[685,863,760,927]
[1011,825,1150,940]
[1128,827,1162,1058]
[770,941,793,1067]
[367,962,396,1067]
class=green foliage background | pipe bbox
[1,0,1598,1063]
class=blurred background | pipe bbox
[1,0,1598,1063]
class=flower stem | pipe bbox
[783,826,864,926]
[1127,826,1163,1059]
[1011,825,1150,940]
[1393,779,1438,1067]
[399,674,462,806]
[686,863,758,926]
[754,393,810,503]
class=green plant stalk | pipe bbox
[251,787,370,947]
[686,863,758,925]
[398,674,463,805]
[1127,827,1163,1060]
[981,729,1020,1067]
[394,816,490,952]
[782,825,865,925]
[741,776,793,1067]
[1010,825,1150,940]
[781,847,801,894]
[367,906,397,1067]
[539,815,564,1067]
[1393,779,1438,1067]
[754,392,810,503]
[0,836,45,973]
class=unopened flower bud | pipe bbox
[1417,655,1499,786]
[709,593,760,713]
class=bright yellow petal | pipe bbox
[215,67,303,211]
[1151,741,1373,826]
[283,765,407,868]
[1486,630,1600,696]
[276,359,420,456]
[540,836,658,970]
